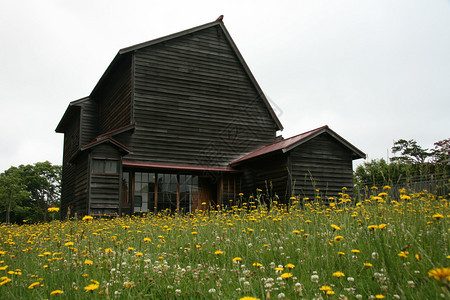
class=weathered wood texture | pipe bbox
[94,55,132,135]
[124,25,277,167]
[80,98,98,145]
[88,144,122,214]
[60,153,88,218]
[60,110,81,218]
[289,133,354,199]
[239,153,289,200]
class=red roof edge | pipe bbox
[123,162,239,173]
[81,136,133,153]
[96,122,136,139]
[230,126,327,166]
[230,125,365,166]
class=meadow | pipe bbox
[0,187,448,299]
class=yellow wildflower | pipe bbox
[428,267,450,281]
[50,290,64,296]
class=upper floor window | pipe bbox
[92,159,119,174]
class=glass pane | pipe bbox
[105,160,118,173]
[92,159,104,173]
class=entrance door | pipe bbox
[196,176,217,210]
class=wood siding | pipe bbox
[88,144,122,215]
[60,111,81,218]
[94,55,132,135]
[126,25,277,167]
[239,153,289,201]
[80,98,98,146]
[289,133,354,199]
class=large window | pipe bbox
[132,172,198,213]
[134,172,155,213]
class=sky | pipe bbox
[1,0,449,172]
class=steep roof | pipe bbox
[89,16,283,131]
[55,96,90,133]
[230,125,366,166]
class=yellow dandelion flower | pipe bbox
[334,236,344,242]
[351,249,360,253]
[281,272,293,279]
[433,213,444,220]
[82,215,93,221]
[331,224,341,231]
[332,271,345,277]
[253,262,263,267]
[214,250,224,255]
[398,251,409,258]
[84,283,99,292]
[338,252,346,256]
[50,290,64,296]
[84,260,93,265]
[239,297,260,300]
[285,263,295,269]
[364,263,373,268]
[375,295,385,299]
[28,281,40,289]
[233,257,242,263]
[143,237,151,242]
[0,277,11,286]
[428,267,450,281]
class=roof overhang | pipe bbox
[230,125,366,166]
[55,97,91,133]
[123,161,240,173]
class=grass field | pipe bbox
[0,187,449,299]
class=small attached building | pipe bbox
[56,17,365,218]
[231,126,366,200]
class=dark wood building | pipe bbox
[56,18,365,217]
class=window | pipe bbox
[92,159,119,174]
[131,172,199,213]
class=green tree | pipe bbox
[0,161,61,223]
[391,139,430,164]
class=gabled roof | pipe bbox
[230,125,366,166]
[81,136,132,154]
[89,16,283,131]
[55,96,90,133]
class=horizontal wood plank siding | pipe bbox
[90,174,120,208]
[95,55,132,135]
[80,98,98,145]
[289,133,354,199]
[127,25,277,167]
[240,153,289,201]
[88,144,122,213]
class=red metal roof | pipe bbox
[122,161,239,173]
[230,125,365,165]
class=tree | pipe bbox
[391,139,430,164]
[430,138,450,164]
[0,162,61,223]
[0,167,31,223]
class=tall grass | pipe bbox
[0,188,448,299]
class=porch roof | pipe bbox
[122,161,240,173]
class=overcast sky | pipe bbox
[1,0,449,172]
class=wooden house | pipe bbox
[56,17,365,217]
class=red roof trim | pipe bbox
[123,162,239,173]
[81,136,133,153]
[230,126,327,165]
[96,122,136,139]
[230,125,366,165]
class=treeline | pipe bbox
[354,138,449,193]
[0,161,61,224]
